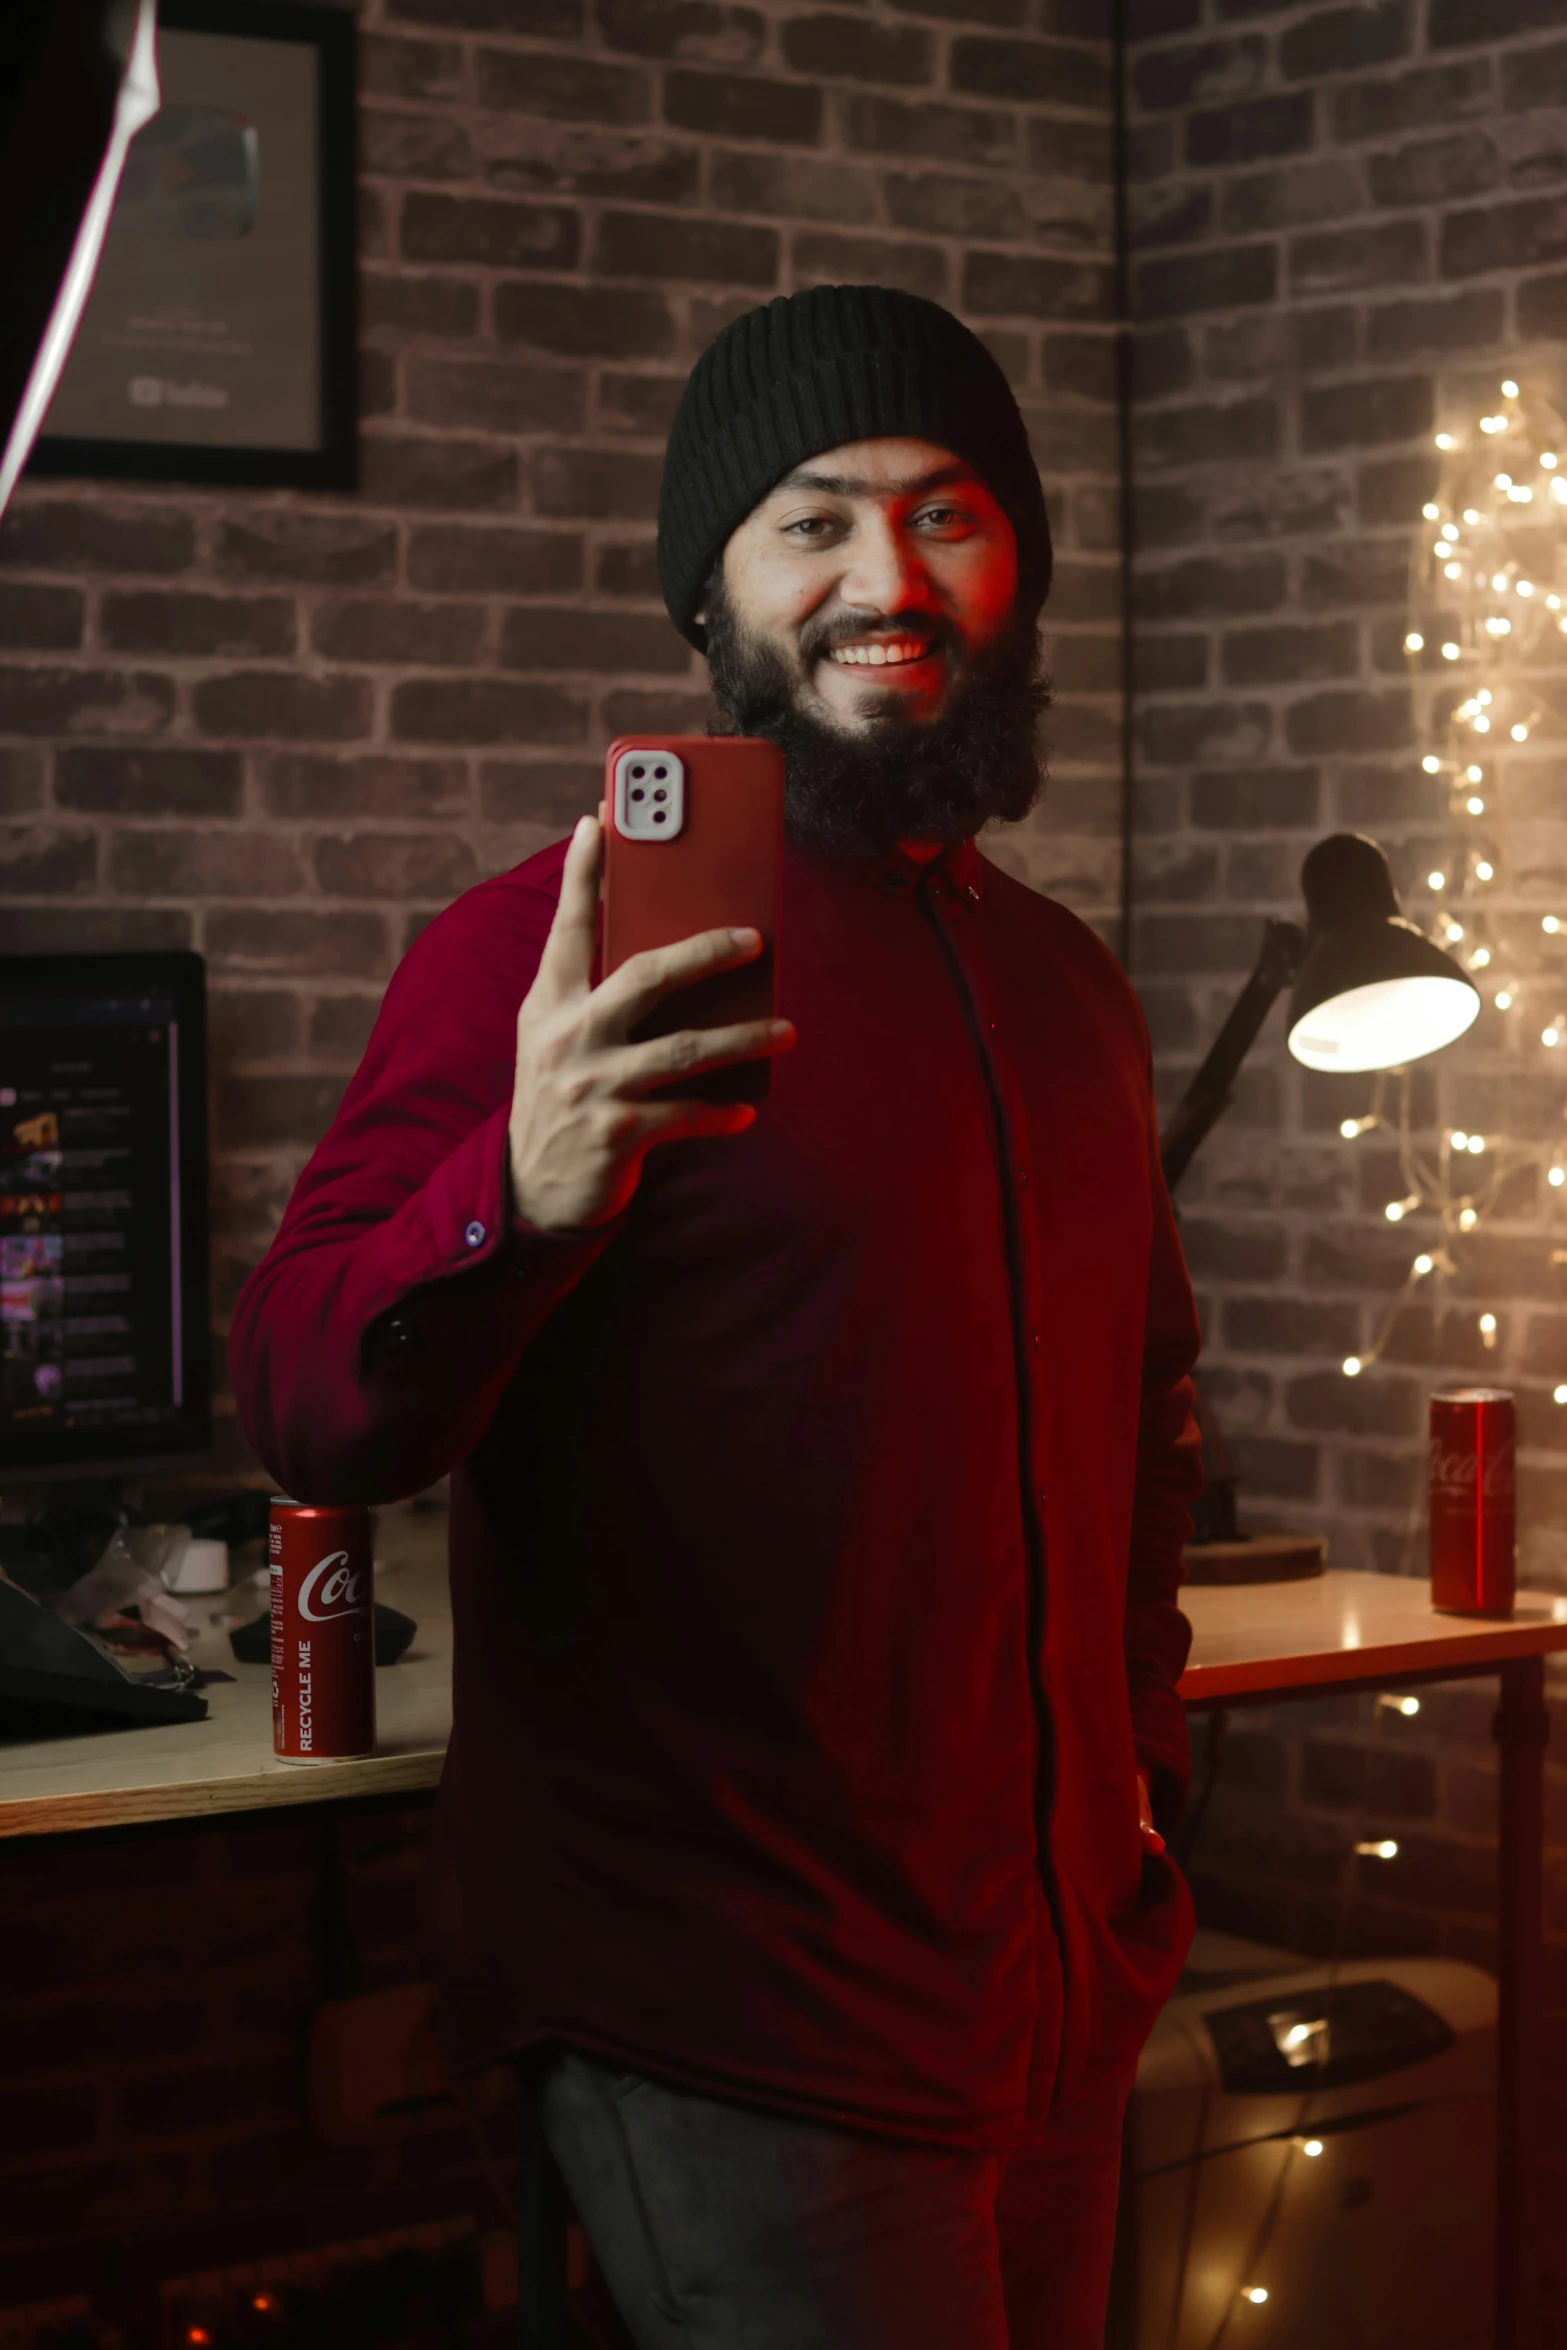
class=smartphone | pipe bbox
[601,734,784,1106]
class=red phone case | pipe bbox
[601,735,784,1105]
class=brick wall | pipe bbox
[0,1799,522,2329]
[1125,0,1567,1579]
[1124,1,1567,2320]
[0,0,1124,1489]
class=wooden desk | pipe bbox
[2,1536,1560,2344]
[0,1506,452,1840]
[1179,1568,1567,2350]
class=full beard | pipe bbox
[703,577,1052,861]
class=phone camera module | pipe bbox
[653,812,667,824]
[630,763,646,780]
[653,788,667,803]
[631,787,645,801]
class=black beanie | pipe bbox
[657,284,1053,651]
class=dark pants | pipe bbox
[527,2047,1131,2350]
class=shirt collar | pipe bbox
[870,834,985,908]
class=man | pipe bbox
[232,285,1202,2348]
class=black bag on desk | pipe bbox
[0,1577,208,1735]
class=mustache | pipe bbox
[796,608,959,665]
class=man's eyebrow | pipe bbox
[771,462,979,500]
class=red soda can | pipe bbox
[1429,1388,1516,1618]
[270,1497,375,1761]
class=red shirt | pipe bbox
[231,831,1202,2152]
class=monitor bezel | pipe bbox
[0,948,210,1482]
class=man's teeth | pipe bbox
[828,641,929,668]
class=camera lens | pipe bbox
[631,787,645,801]
[653,788,667,803]
[653,765,667,780]
[653,812,666,824]
[630,763,645,780]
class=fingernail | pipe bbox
[730,927,761,949]
[770,1020,794,1039]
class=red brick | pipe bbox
[314,831,480,899]
[109,830,305,898]
[662,67,823,145]
[100,590,295,659]
[498,606,690,674]
[264,754,470,820]
[391,676,588,745]
[311,596,485,667]
[400,192,581,270]
[193,671,372,743]
[475,48,652,124]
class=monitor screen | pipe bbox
[0,951,208,1479]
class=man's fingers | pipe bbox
[588,925,763,1039]
[608,1018,794,1094]
[534,816,603,998]
[625,1097,758,1150]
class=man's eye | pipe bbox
[914,505,969,530]
[785,516,840,541]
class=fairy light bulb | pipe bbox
[1471,947,1491,969]
[1544,916,1561,935]
[1441,522,1460,541]
[1437,432,1456,450]
[1467,796,1485,815]
[1476,861,1494,881]
[1556,1384,1567,1406]
[1343,1355,1363,1377]
[1467,765,1484,781]
[1518,579,1534,597]
[1243,2287,1270,2306]
[1550,1165,1566,1189]
[1303,2138,1325,2157]
[1422,502,1440,520]
[1459,1206,1479,1229]
[1502,379,1520,397]
[1385,1196,1419,1222]
[1379,1692,1422,1714]
[1357,1839,1399,1859]
[1442,640,1461,658]
[1422,754,1442,773]
[1413,1254,1435,1276]
[1480,1312,1498,1346]
[1512,723,1530,741]
[1429,871,1446,891]
[1543,1024,1561,1047]
[1543,454,1559,470]
[1473,714,1491,732]
[1406,631,1425,652]
[1496,989,1513,1010]
[1496,472,1512,488]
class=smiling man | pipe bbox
[232,285,1202,2349]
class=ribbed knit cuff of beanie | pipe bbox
[655,284,1053,653]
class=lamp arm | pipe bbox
[1158,918,1308,1195]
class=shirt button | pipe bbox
[1018,1170,1029,1187]
[966,885,979,904]
[463,1220,487,1249]
[1032,1332,1041,1348]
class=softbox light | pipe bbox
[0,0,159,516]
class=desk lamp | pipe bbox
[1159,832,1480,1569]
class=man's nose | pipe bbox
[837,516,932,617]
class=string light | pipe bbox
[1360,378,1567,1419]
[1556,1385,1567,1406]
[1243,2287,1270,2305]
[1302,2138,1325,2157]
[1378,1692,1421,1715]
[1356,1839,1399,1859]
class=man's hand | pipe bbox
[1137,1771,1165,1857]
[508,816,795,1233]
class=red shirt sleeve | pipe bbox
[229,855,616,1505]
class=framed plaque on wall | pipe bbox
[28,0,356,492]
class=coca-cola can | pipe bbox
[270,1497,375,1762]
[1429,1388,1516,1618]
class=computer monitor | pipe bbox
[0,951,209,1482]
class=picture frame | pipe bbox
[27,0,356,493]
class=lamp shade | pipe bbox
[1286,833,1481,1074]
